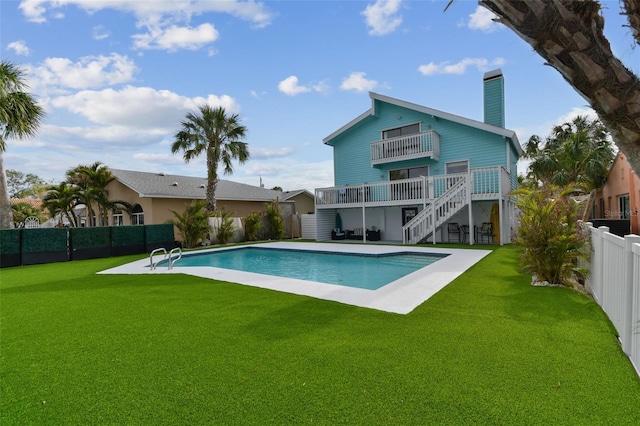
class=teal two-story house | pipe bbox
[314,69,522,245]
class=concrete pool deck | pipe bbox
[99,242,491,315]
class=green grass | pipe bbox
[2,246,639,425]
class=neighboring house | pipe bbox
[593,152,640,235]
[104,169,314,226]
[314,69,522,244]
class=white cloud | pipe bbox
[92,25,110,41]
[418,57,506,76]
[7,40,30,56]
[340,72,378,92]
[30,54,138,92]
[19,0,274,28]
[132,23,219,51]
[361,0,403,36]
[278,76,311,96]
[51,86,240,128]
[251,147,295,159]
[468,6,500,33]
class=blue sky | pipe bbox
[2,0,639,192]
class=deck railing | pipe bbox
[315,166,511,208]
[370,131,440,165]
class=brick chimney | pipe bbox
[483,69,505,128]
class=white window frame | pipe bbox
[445,160,469,175]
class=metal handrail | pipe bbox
[168,247,182,270]
[149,248,167,270]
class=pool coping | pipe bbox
[98,242,491,315]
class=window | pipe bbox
[112,213,124,226]
[132,204,144,225]
[382,123,420,139]
[390,166,428,180]
[599,198,605,218]
[619,194,630,219]
[445,160,469,175]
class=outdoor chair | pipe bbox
[447,223,461,243]
[331,229,346,240]
[478,222,495,244]
[460,225,469,243]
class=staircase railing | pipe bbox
[402,175,469,244]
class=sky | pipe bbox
[2,0,639,192]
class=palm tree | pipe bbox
[524,116,615,191]
[171,105,250,213]
[66,162,116,226]
[42,182,80,227]
[476,0,640,174]
[0,61,45,228]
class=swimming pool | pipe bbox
[99,242,491,314]
[159,247,446,290]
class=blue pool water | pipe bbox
[164,247,446,290]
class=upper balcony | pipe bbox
[370,130,440,166]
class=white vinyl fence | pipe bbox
[584,224,640,377]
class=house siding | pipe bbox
[331,100,509,186]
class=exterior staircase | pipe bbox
[402,175,469,244]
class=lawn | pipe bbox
[1,245,639,424]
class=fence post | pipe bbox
[594,226,609,304]
[622,235,640,355]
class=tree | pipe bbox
[11,201,46,224]
[512,185,590,288]
[6,169,47,198]
[42,181,80,227]
[524,116,615,191]
[171,105,250,214]
[66,162,115,226]
[0,61,45,228]
[168,200,212,249]
[478,0,640,174]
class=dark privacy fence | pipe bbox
[0,224,175,268]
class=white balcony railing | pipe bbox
[370,131,440,166]
[315,167,512,209]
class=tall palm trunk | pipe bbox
[0,152,13,228]
[480,0,640,173]
[206,149,218,213]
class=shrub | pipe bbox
[512,185,590,287]
[213,208,236,245]
[168,201,211,249]
[265,198,285,240]
[243,211,262,241]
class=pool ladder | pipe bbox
[150,247,182,270]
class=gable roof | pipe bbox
[323,92,523,156]
[10,198,43,209]
[110,169,287,202]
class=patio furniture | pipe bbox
[460,225,469,243]
[366,229,381,241]
[478,222,495,243]
[447,223,461,243]
[347,228,364,240]
[331,229,346,240]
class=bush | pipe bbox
[243,211,262,241]
[512,185,589,287]
[213,208,236,244]
[168,201,211,249]
[265,198,285,240]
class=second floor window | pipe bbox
[382,123,420,139]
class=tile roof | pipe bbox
[10,198,43,209]
[110,168,289,202]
